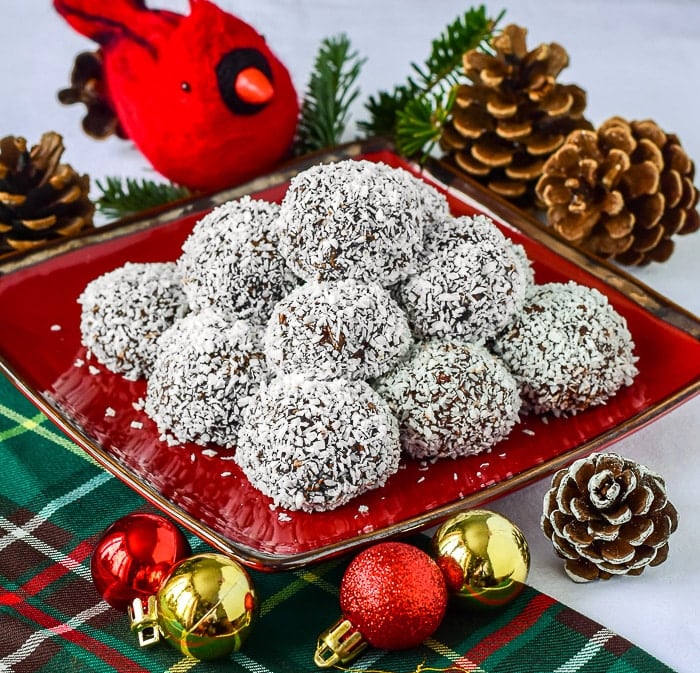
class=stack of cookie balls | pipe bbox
[78,159,639,512]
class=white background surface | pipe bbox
[2,2,699,670]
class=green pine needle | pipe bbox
[96,177,191,220]
[296,34,366,154]
[396,87,458,158]
[361,5,505,159]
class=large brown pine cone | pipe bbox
[440,24,592,205]
[536,117,700,265]
[0,132,95,255]
[541,453,678,582]
[58,50,127,140]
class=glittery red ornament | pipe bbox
[91,513,191,611]
[315,542,448,667]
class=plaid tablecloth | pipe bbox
[0,374,676,673]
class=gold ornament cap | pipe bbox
[314,617,368,668]
[129,552,257,660]
[432,510,530,609]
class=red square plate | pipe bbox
[1,140,699,570]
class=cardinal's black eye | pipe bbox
[216,48,274,116]
[181,81,191,93]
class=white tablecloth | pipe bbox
[2,2,699,670]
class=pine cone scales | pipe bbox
[440,24,592,203]
[58,51,126,140]
[0,132,94,255]
[542,453,678,582]
[536,117,700,265]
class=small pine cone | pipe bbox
[536,117,700,265]
[58,50,127,140]
[0,132,95,255]
[440,24,592,205]
[541,453,678,583]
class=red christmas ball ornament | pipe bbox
[315,542,448,667]
[91,512,191,611]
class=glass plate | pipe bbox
[1,139,699,570]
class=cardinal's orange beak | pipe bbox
[234,67,274,105]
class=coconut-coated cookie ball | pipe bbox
[145,311,267,448]
[236,375,401,511]
[397,232,528,342]
[276,160,424,286]
[375,339,521,459]
[492,281,638,416]
[78,262,188,381]
[179,195,295,323]
[264,279,412,381]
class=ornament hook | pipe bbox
[128,595,161,648]
[314,618,367,668]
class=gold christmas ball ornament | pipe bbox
[129,553,257,660]
[432,510,530,608]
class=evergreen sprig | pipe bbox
[361,6,505,158]
[96,177,191,219]
[396,87,458,158]
[295,34,366,155]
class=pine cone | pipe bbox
[440,24,592,204]
[0,132,95,255]
[58,50,126,140]
[536,117,700,265]
[541,453,678,582]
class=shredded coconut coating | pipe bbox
[145,311,267,448]
[374,339,521,459]
[397,228,528,341]
[492,281,639,416]
[276,160,424,286]
[264,279,412,381]
[405,172,451,229]
[422,213,533,281]
[236,375,401,512]
[78,262,188,381]
[421,213,504,256]
[179,196,296,323]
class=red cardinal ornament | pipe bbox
[315,542,448,667]
[53,0,299,191]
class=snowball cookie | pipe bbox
[397,229,528,342]
[179,195,295,323]
[276,160,424,286]
[145,311,267,448]
[492,282,639,416]
[236,375,401,512]
[264,279,412,381]
[375,339,521,460]
[78,262,188,381]
[422,212,535,287]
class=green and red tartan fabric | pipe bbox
[0,375,676,673]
